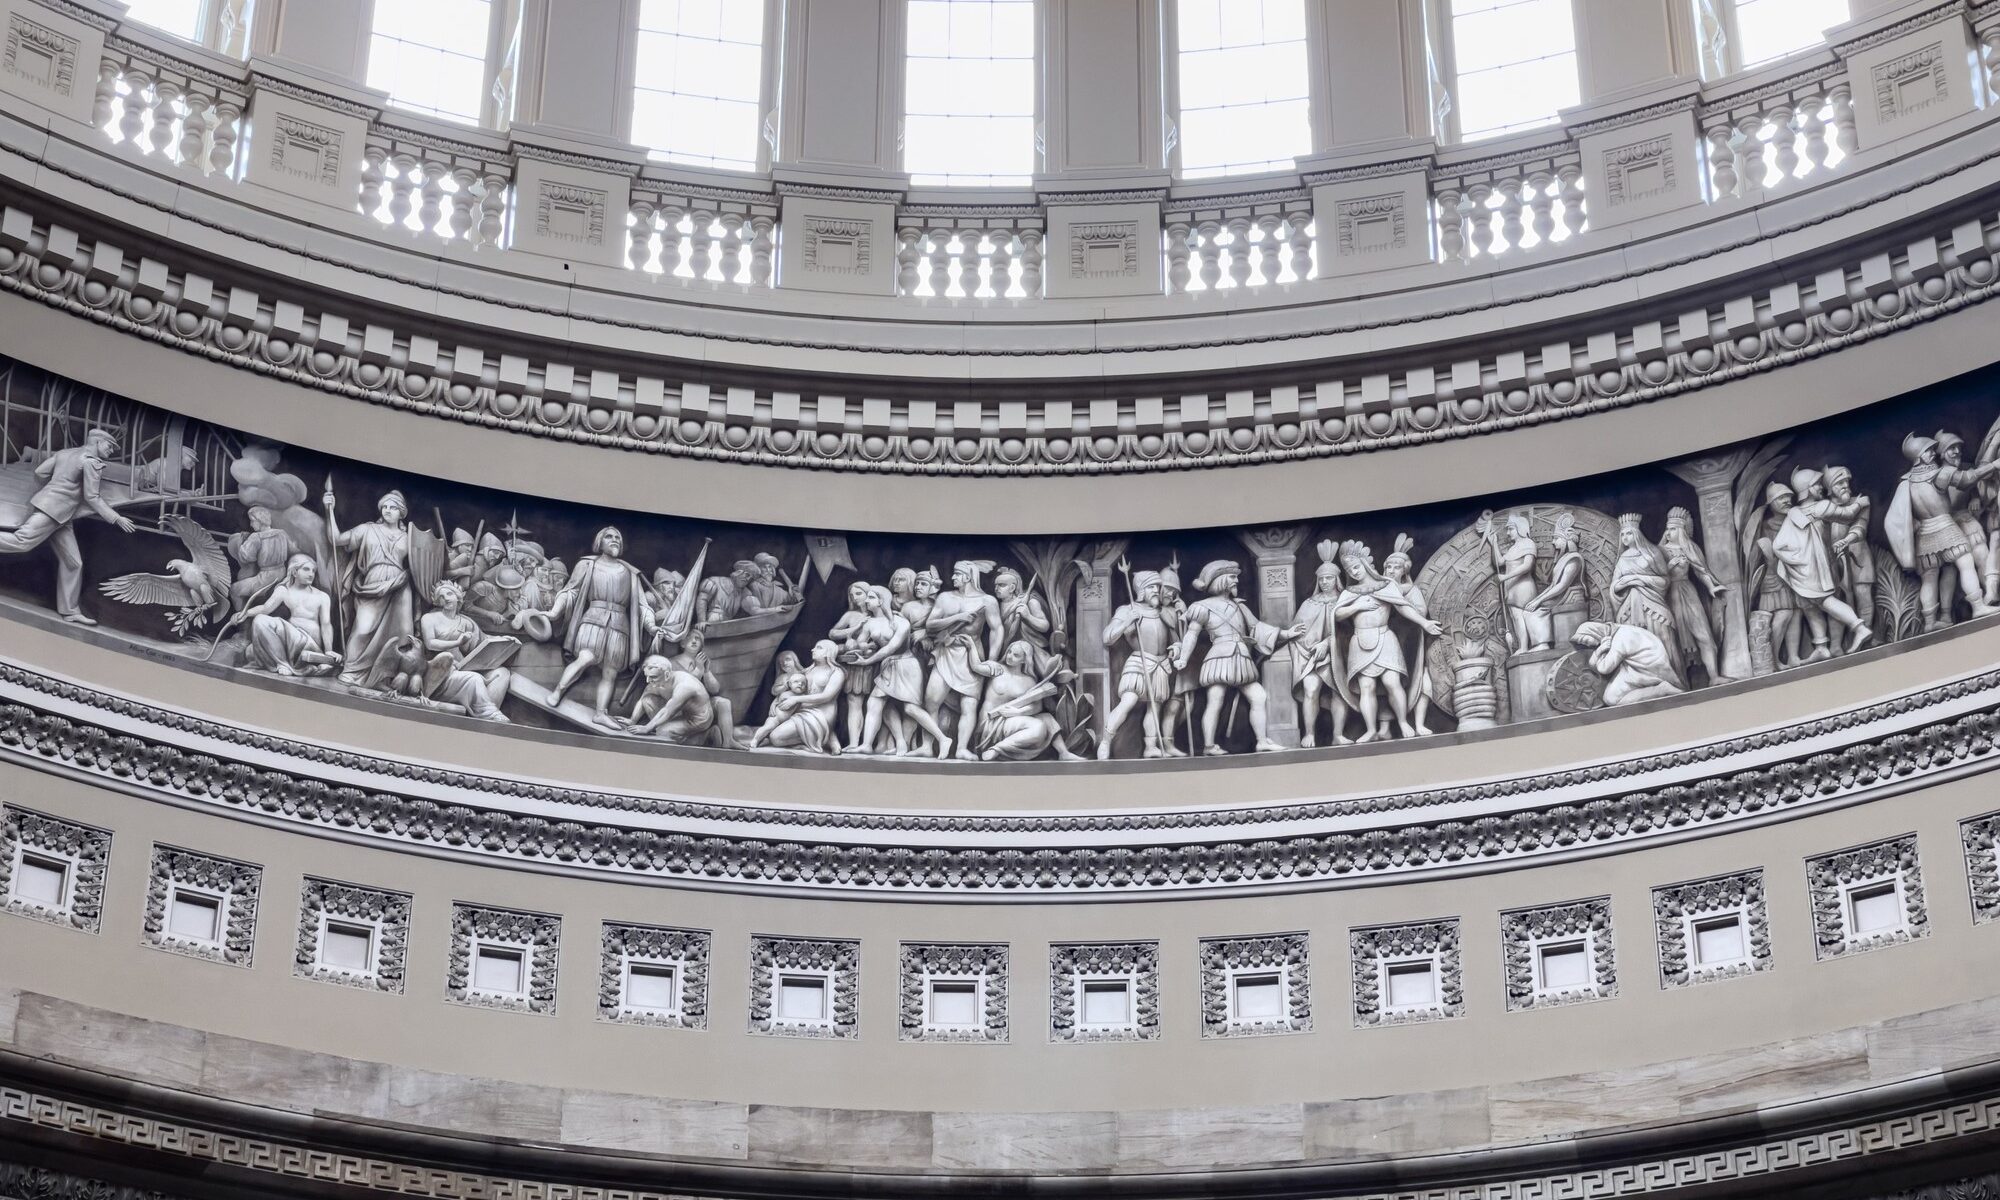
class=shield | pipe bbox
[407,526,447,608]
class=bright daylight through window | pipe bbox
[367,0,494,125]
[1174,0,1310,179]
[631,0,766,171]
[904,0,1036,186]
[1448,0,1579,142]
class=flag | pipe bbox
[659,539,709,641]
[805,532,855,581]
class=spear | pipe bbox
[322,473,346,655]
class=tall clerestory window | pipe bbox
[119,0,205,42]
[1695,0,1850,76]
[631,0,768,172]
[1443,0,1580,143]
[904,0,1036,186]
[119,0,254,55]
[367,0,497,126]
[1173,0,1311,179]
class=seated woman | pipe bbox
[235,554,343,677]
[418,581,512,722]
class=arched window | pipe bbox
[904,0,1036,186]
[1696,0,1849,76]
[631,0,768,172]
[1173,0,1311,179]
[367,1,498,126]
[1442,0,1580,143]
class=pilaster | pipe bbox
[1573,0,1697,105]
[1037,0,1165,180]
[511,0,638,141]
[1236,525,1311,749]
[774,0,907,186]
[249,0,376,88]
[1303,0,1431,150]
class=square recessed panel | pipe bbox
[168,892,221,941]
[1386,962,1435,1008]
[473,946,525,994]
[626,963,678,1011]
[1694,916,1745,965]
[1850,883,1902,934]
[1232,973,1283,1020]
[13,855,67,907]
[928,980,979,1026]
[321,922,373,971]
[1081,980,1131,1026]
[778,976,827,1021]
[1538,943,1590,989]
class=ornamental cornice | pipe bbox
[2,653,1998,898]
[1830,0,1972,56]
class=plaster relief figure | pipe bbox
[1380,535,1438,736]
[520,526,658,728]
[417,580,513,722]
[700,560,773,623]
[1609,514,1683,684]
[1823,466,1876,632]
[1171,560,1303,755]
[1772,468,1873,660]
[1524,511,1589,646]
[1155,563,1196,751]
[1444,613,1504,729]
[972,641,1080,761]
[753,639,845,753]
[1480,511,1551,653]
[1748,482,1804,669]
[1886,432,2000,629]
[1660,507,1728,684]
[925,560,1004,761]
[1291,544,1353,747]
[1331,538,1441,743]
[323,487,423,685]
[98,514,231,636]
[829,581,880,750]
[227,506,299,613]
[620,628,735,746]
[0,427,137,624]
[230,553,341,677]
[852,584,954,758]
[995,567,1056,672]
[1100,565,1183,758]
[753,551,802,610]
[1571,621,1684,707]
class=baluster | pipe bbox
[1255,213,1283,284]
[926,228,952,297]
[147,77,181,158]
[359,145,387,220]
[209,98,240,176]
[1828,84,1857,157]
[1224,216,1253,288]
[718,211,746,284]
[656,204,686,277]
[387,152,418,231]
[688,208,716,280]
[1526,171,1556,246]
[896,226,923,294]
[1735,113,1767,191]
[749,214,775,287]
[1434,187,1464,262]
[118,66,152,147]
[627,199,657,272]
[1018,228,1044,298]
[1195,219,1223,290]
[1769,104,1800,185]
[177,89,214,172]
[1557,165,1585,237]
[987,227,1014,298]
[955,226,984,298]
[1164,221,1192,294]
[93,58,120,132]
[1982,28,2000,96]
[1800,93,1829,174]
[1704,124,1739,199]
[448,167,478,244]
[417,160,447,238]
[1497,179,1525,254]
[477,174,507,248]
[1465,183,1494,259]
[1286,213,1313,281]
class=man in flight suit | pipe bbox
[0,428,135,624]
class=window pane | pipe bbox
[368,0,493,125]
[904,0,1036,185]
[632,0,766,170]
[1450,0,1579,142]
[1175,0,1310,178]
[1730,0,1848,70]
[122,0,204,41]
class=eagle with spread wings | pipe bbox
[98,515,232,637]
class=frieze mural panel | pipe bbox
[3,353,2000,767]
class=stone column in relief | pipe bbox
[1235,525,1312,748]
[1667,448,1755,681]
[251,0,378,86]
[775,0,905,180]
[512,0,638,140]
[1573,0,1697,105]
[1303,0,1430,150]
[1074,538,1132,744]
[1039,0,1165,177]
